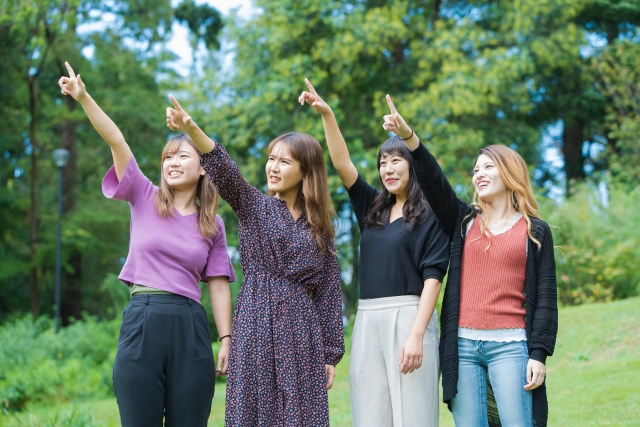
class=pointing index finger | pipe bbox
[64,62,76,79]
[168,94,184,111]
[304,78,317,95]
[386,94,398,115]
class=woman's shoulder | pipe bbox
[530,217,552,236]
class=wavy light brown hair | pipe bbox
[468,144,541,249]
[154,134,219,238]
[267,132,336,252]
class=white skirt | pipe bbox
[350,295,440,427]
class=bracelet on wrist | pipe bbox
[400,129,414,141]
[219,334,231,342]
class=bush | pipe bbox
[0,315,119,411]
[1,406,103,427]
[543,182,640,305]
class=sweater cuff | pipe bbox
[529,349,548,364]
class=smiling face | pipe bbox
[265,142,303,196]
[162,141,205,191]
[379,152,410,197]
[472,153,507,202]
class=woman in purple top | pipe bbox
[165,96,345,427]
[59,63,235,427]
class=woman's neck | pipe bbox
[394,191,407,207]
[482,192,513,223]
[173,186,198,215]
[389,191,407,222]
[275,188,302,220]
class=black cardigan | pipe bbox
[410,142,558,427]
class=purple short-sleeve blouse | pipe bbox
[102,155,235,303]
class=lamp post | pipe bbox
[52,148,69,333]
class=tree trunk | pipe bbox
[562,119,585,193]
[28,78,39,316]
[58,62,83,325]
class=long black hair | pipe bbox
[364,136,428,230]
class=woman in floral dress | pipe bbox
[166,96,345,427]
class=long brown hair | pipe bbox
[365,136,428,230]
[468,144,541,248]
[267,132,336,252]
[154,134,219,238]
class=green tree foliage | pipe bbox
[190,0,612,309]
[0,0,210,320]
[2,0,640,323]
[175,0,224,51]
[592,39,640,186]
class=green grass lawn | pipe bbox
[2,297,638,426]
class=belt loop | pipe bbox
[187,297,193,306]
[145,294,149,306]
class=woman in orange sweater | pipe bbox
[382,96,558,427]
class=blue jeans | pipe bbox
[451,337,533,427]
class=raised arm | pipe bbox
[58,62,132,180]
[382,95,465,238]
[299,79,358,189]
[166,95,262,218]
[166,95,215,154]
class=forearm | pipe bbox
[403,130,420,152]
[80,95,127,150]
[320,111,358,188]
[410,278,442,337]
[186,121,215,154]
[79,94,132,178]
[208,277,232,337]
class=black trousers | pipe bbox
[112,294,215,427]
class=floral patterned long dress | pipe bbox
[201,143,345,427]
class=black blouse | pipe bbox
[347,174,451,299]
[410,142,558,427]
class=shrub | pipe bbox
[543,182,640,305]
[0,315,118,411]
[1,406,103,427]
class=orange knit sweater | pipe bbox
[459,216,528,329]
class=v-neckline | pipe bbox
[275,197,304,223]
[173,207,197,218]
[485,214,523,237]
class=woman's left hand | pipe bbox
[216,341,230,376]
[399,333,424,375]
[524,359,546,390]
[325,364,336,389]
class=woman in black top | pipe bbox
[381,100,558,426]
[299,80,450,427]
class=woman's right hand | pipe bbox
[382,95,412,139]
[58,62,87,103]
[298,78,332,116]
[166,95,197,133]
